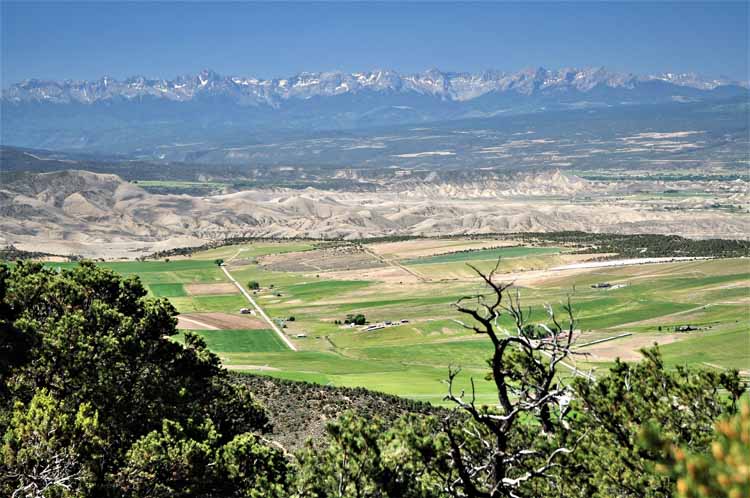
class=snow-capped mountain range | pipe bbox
[4,67,747,105]
[3,66,747,154]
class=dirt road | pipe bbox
[221,265,297,351]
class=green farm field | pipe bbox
[53,239,750,404]
[402,245,561,265]
[175,329,289,353]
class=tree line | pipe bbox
[514,232,750,259]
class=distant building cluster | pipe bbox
[363,319,409,332]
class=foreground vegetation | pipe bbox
[0,262,287,497]
[1,261,747,497]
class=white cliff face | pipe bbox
[4,67,747,105]
[3,170,748,253]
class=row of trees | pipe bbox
[0,261,746,497]
[514,231,750,259]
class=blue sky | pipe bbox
[1,1,748,85]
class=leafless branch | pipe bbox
[443,261,584,497]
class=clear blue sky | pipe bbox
[1,1,748,85]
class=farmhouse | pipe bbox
[363,319,410,332]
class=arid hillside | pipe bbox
[1,169,747,258]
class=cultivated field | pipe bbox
[49,238,750,404]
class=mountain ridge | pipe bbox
[5,66,748,105]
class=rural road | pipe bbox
[550,256,710,271]
[221,265,298,351]
[362,247,429,282]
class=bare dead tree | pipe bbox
[10,449,82,498]
[5,422,85,498]
[442,261,587,498]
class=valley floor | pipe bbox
[46,238,750,405]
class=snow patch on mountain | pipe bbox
[4,67,747,105]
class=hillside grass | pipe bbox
[659,326,750,371]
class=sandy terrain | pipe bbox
[184,283,239,295]
[2,170,748,259]
[261,247,384,272]
[550,257,711,271]
[317,265,422,284]
[177,312,268,330]
[177,316,220,330]
[575,332,684,362]
[367,238,519,259]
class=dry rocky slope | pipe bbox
[236,374,442,451]
[1,170,747,258]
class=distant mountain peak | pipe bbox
[3,66,747,105]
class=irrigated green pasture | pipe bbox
[176,329,289,353]
[402,246,561,265]
[57,239,749,404]
[170,294,250,314]
[197,241,315,261]
[149,283,187,297]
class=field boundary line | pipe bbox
[220,265,298,351]
[178,316,220,330]
[575,333,632,348]
[362,247,429,282]
[226,248,243,263]
[610,304,713,330]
